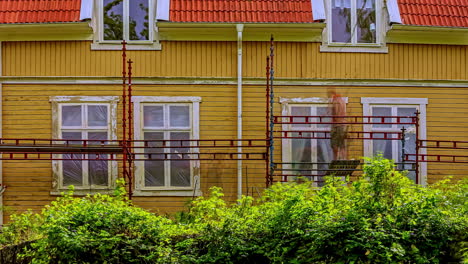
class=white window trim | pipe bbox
[320,0,389,53]
[132,96,201,197]
[50,96,119,195]
[280,97,348,186]
[91,0,161,51]
[361,97,428,185]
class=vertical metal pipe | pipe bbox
[0,41,3,226]
[127,60,133,145]
[269,36,275,185]
[236,24,244,200]
[127,59,133,199]
[121,41,128,195]
[400,126,406,171]
[265,56,270,187]
[415,111,420,184]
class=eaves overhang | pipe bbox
[157,22,325,42]
[387,24,468,45]
[0,22,92,41]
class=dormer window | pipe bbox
[331,0,376,44]
[321,0,388,53]
[103,0,151,41]
[92,0,162,50]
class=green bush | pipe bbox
[178,156,468,263]
[1,157,466,263]
[1,180,191,263]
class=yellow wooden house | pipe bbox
[0,0,467,224]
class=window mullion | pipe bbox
[165,131,170,187]
[83,131,90,187]
[99,0,104,41]
[351,0,357,44]
[391,106,399,162]
[149,0,154,41]
[124,0,130,41]
[310,106,318,174]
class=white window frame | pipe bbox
[50,96,119,195]
[132,96,201,196]
[362,97,428,185]
[321,0,389,53]
[280,97,348,185]
[91,0,161,50]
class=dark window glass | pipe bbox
[103,0,124,40]
[88,132,109,186]
[357,0,376,43]
[331,0,351,43]
[170,132,191,187]
[144,132,165,187]
[129,0,149,40]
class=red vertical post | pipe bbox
[265,56,270,188]
[415,111,420,184]
[121,41,128,196]
[269,36,275,184]
[127,59,133,144]
[127,59,133,199]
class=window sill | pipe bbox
[132,189,202,197]
[320,44,388,53]
[91,42,162,51]
[50,188,115,196]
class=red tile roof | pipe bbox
[169,0,315,23]
[1,0,468,28]
[0,0,81,24]
[398,0,468,28]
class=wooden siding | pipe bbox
[1,83,247,218]
[2,41,468,81]
[2,83,467,219]
[1,40,467,220]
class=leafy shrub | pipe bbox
[179,156,468,263]
[1,180,190,263]
[1,157,466,263]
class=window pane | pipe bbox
[357,0,376,43]
[291,133,312,178]
[129,0,149,40]
[62,132,83,186]
[317,138,333,186]
[62,105,82,127]
[144,132,165,187]
[372,107,392,128]
[89,132,109,186]
[170,106,190,127]
[103,0,124,40]
[397,107,417,129]
[398,133,416,182]
[317,106,331,129]
[291,106,311,128]
[62,132,82,142]
[170,132,191,187]
[373,133,393,160]
[331,0,351,43]
[88,105,108,127]
[144,106,164,127]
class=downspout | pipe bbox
[236,24,244,201]
[0,41,3,226]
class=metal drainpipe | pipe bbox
[236,24,244,201]
[0,41,3,226]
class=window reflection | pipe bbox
[103,0,150,41]
[103,0,123,40]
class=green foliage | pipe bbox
[178,155,467,263]
[1,180,187,263]
[1,157,467,263]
